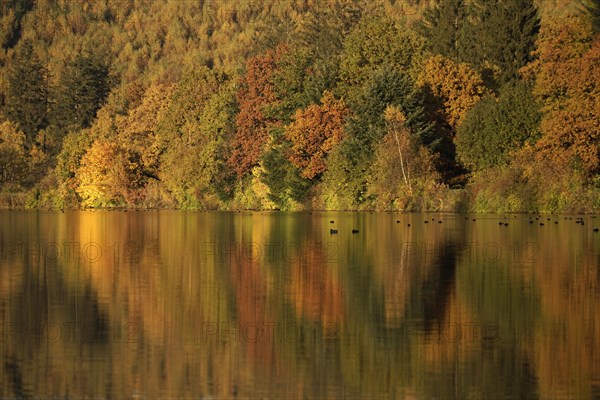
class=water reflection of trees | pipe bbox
[0,212,599,398]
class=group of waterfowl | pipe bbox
[498,215,600,232]
[328,228,360,235]
[473,214,599,232]
[328,220,360,235]
[523,215,599,231]
[328,214,600,234]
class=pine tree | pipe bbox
[582,0,600,33]
[0,0,34,49]
[415,0,466,60]
[349,68,435,152]
[5,39,48,145]
[51,52,111,132]
[458,0,540,87]
[260,143,311,210]
[456,81,541,171]
[418,0,540,88]
[329,68,436,207]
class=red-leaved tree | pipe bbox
[227,45,288,177]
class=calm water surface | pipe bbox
[1,211,599,399]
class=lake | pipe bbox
[1,210,599,399]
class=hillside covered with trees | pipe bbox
[0,0,599,212]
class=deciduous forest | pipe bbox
[0,0,599,212]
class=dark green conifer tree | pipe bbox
[51,52,111,132]
[456,80,541,171]
[0,0,34,49]
[333,68,435,206]
[582,0,600,33]
[458,0,540,87]
[418,0,539,88]
[415,0,466,60]
[5,39,48,145]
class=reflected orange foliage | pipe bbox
[287,245,343,327]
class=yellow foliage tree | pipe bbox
[0,121,28,187]
[76,140,144,207]
[418,54,489,129]
[120,83,174,178]
[369,106,441,210]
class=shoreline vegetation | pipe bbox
[1,0,599,214]
[3,207,600,215]
[3,194,600,214]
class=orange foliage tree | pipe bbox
[524,17,600,173]
[418,54,489,129]
[285,91,349,179]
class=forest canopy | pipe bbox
[1,0,599,212]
